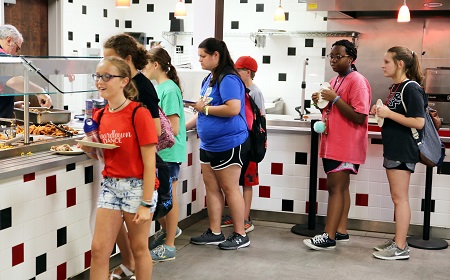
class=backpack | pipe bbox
[97,106,173,220]
[202,70,267,163]
[400,81,446,167]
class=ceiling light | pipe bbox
[115,0,130,8]
[397,0,410,22]
[174,0,186,17]
[274,0,286,21]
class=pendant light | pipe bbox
[174,0,187,17]
[115,0,130,8]
[397,0,410,22]
[274,0,286,21]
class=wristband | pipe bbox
[140,201,153,208]
[205,105,210,116]
[333,96,341,104]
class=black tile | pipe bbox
[57,227,67,247]
[295,152,308,165]
[240,0,248,3]
[147,4,154,12]
[278,73,287,81]
[288,47,296,56]
[85,165,93,184]
[95,34,99,43]
[68,31,73,41]
[282,199,294,212]
[322,47,326,57]
[437,161,450,175]
[231,21,239,29]
[324,17,328,21]
[285,12,289,21]
[421,199,435,212]
[87,42,91,48]
[66,163,75,172]
[68,0,73,3]
[103,9,107,18]
[82,5,87,15]
[185,0,192,3]
[169,12,175,20]
[305,39,314,47]
[0,207,12,230]
[182,180,188,194]
[305,99,311,109]
[187,203,192,216]
[256,3,264,12]
[371,138,383,145]
[262,56,271,64]
[115,19,119,28]
[36,253,46,275]
[176,45,184,54]
[132,0,139,3]
[125,20,132,29]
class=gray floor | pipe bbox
[152,219,450,280]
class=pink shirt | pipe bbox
[319,71,372,164]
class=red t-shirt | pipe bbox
[95,101,158,178]
[319,71,372,164]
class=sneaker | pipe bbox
[221,214,233,227]
[190,228,226,245]
[151,244,176,262]
[335,232,349,242]
[372,242,410,260]
[244,219,255,233]
[218,232,250,250]
[303,233,336,250]
[150,227,182,249]
[373,238,394,251]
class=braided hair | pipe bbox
[332,39,358,71]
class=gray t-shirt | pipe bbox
[248,84,265,115]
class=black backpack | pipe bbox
[97,106,173,220]
[202,70,267,163]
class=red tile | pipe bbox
[57,263,66,280]
[355,193,369,206]
[188,153,193,166]
[67,188,76,208]
[305,201,318,214]
[12,243,24,266]
[46,175,57,196]
[259,185,271,198]
[23,173,35,182]
[192,188,197,202]
[84,250,91,269]
[318,178,328,191]
[204,196,207,208]
[271,163,283,175]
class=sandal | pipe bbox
[110,264,134,280]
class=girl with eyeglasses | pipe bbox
[82,56,158,280]
[304,39,372,250]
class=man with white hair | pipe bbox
[0,24,52,118]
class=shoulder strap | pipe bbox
[399,80,420,140]
[131,105,142,144]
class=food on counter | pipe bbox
[16,124,79,137]
[0,134,8,140]
[0,143,14,149]
[51,144,73,151]
[30,108,52,113]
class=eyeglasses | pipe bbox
[327,54,350,61]
[13,41,21,52]
[92,73,124,82]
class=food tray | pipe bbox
[14,107,71,124]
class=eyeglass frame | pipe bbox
[92,73,124,82]
[13,41,21,52]
[326,54,350,61]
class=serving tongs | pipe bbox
[49,121,74,137]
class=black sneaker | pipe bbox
[335,232,350,242]
[190,228,225,245]
[303,233,336,250]
[218,232,250,250]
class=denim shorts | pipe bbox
[98,177,158,213]
[166,162,181,182]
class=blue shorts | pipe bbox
[98,177,158,214]
[166,162,181,182]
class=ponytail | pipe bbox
[387,46,424,85]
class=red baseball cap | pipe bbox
[235,56,258,72]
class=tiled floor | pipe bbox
[72,218,450,280]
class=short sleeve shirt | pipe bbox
[248,84,266,115]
